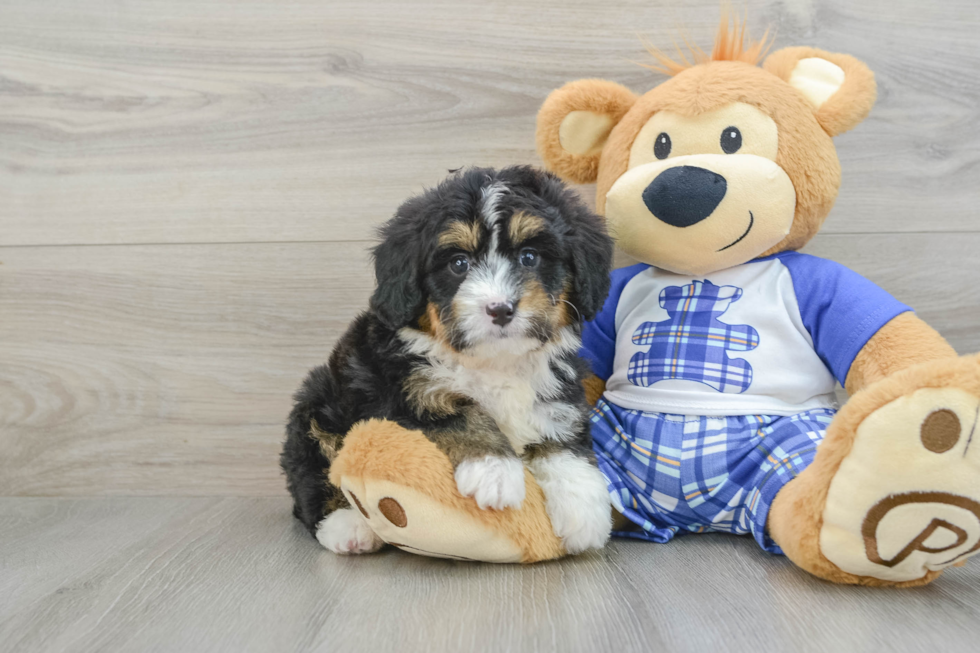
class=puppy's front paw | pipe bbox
[529,452,612,554]
[455,456,526,510]
[315,508,384,555]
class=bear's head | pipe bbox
[536,15,876,276]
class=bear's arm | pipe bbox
[778,251,944,392]
[579,263,649,394]
[844,311,957,394]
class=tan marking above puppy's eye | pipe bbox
[508,212,545,245]
[438,221,480,251]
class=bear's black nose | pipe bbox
[642,166,727,228]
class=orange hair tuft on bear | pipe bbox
[642,8,772,76]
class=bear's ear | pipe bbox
[536,79,638,184]
[764,47,876,137]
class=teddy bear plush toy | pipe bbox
[328,15,980,586]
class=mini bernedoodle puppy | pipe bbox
[281,165,614,556]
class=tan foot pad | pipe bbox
[821,387,980,582]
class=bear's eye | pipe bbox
[654,132,671,160]
[449,254,469,275]
[721,126,742,154]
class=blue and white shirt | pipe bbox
[581,252,911,417]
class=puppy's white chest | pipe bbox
[441,360,579,453]
[400,329,584,453]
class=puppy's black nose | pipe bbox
[486,302,515,327]
[642,166,727,228]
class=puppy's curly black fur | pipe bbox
[281,166,613,546]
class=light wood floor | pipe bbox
[2,1,979,651]
[3,497,980,653]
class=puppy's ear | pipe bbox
[536,79,638,184]
[560,193,613,322]
[370,208,425,329]
[764,47,876,137]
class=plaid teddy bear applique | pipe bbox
[627,280,760,393]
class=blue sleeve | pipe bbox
[778,252,912,386]
[580,263,649,381]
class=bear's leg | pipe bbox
[769,354,980,586]
[328,419,565,563]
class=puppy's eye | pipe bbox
[519,248,539,268]
[654,132,671,160]
[448,254,469,275]
[721,126,742,154]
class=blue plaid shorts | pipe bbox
[591,398,835,553]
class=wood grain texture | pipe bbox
[2,0,980,247]
[0,241,373,496]
[1,234,977,496]
[3,1,980,649]
[1,497,979,653]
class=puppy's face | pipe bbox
[371,166,612,356]
[425,196,570,353]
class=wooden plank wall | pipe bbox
[2,0,978,496]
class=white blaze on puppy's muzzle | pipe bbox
[454,249,526,343]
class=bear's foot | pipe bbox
[770,354,980,586]
[328,419,566,563]
[337,468,527,562]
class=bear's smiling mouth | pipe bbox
[717,211,754,252]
